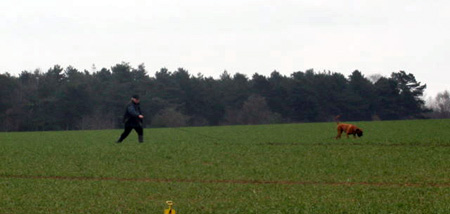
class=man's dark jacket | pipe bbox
[123,101,142,127]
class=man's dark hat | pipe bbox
[132,95,140,99]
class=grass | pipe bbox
[0,119,449,213]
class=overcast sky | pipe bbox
[1,0,449,97]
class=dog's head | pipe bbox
[356,128,363,137]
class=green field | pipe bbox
[1,119,450,213]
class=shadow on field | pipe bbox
[2,174,449,187]
[261,142,450,147]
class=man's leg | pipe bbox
[135,126,144,143]
[117,126,133,143]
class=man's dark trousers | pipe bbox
[118,126,143,143]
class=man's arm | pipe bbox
[127,104,141,117]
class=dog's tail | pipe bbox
[335,115,341,124]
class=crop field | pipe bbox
[1,119,450,213]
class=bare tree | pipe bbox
[428,90,450,118]
[223,95,282,125]
[151,108,189,127]
[368,74,383,84]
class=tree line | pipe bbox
[0,62,437,131]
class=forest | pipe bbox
[0,62,442,131]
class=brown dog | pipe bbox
[335,115,363,139]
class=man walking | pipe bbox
[116,95,144,143]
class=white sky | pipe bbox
[1,0,449,97]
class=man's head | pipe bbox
[131,95,140,103]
